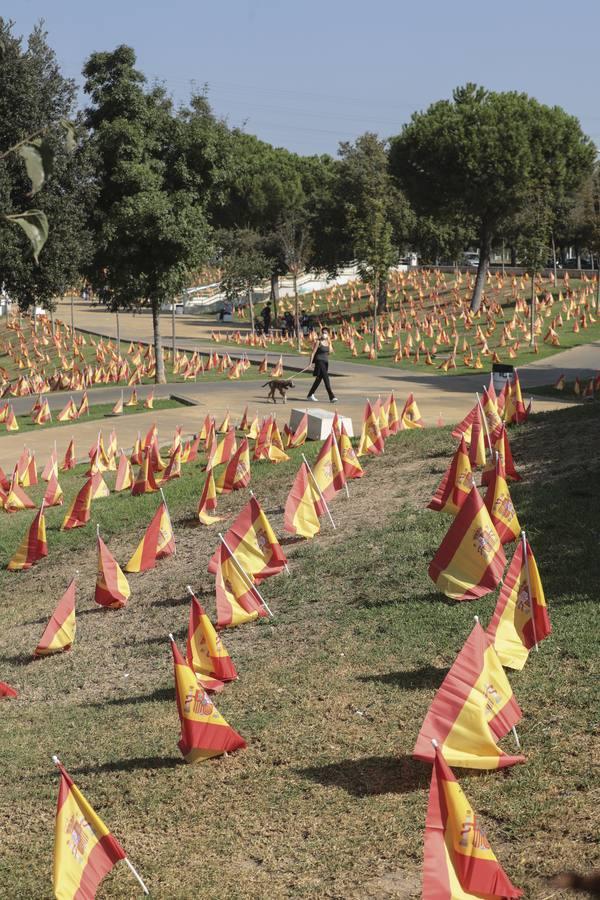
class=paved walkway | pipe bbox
[1,298,594,471]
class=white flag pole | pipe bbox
[511,726,521,750]
[218,533,274,617]
[476,392,491,453]
[302,453,336,530]
[159,487,176,555]
[51,756,149,895]
[521,530,539,651]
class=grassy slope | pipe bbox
[0,406,598,899]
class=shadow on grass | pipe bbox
[71,755,183,775]
[88,686,173,708]
[280,535,309,547]
[123,627,186,648]
[298,754,428,797]
[0,652,34,666]
[359,665,449,689]
[363,591,456,609]
[150,594,192,609]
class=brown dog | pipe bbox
[263,378,295,403]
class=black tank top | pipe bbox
[314,338,329,362]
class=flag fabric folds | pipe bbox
[427,437,473,516]
[284,461,321,539]
[7,506,47,571]
[34,578,76,656]
[43,473,64,507]
[214,438,251,494]
[187,591,238,690]
[53,761,126,900]
[214,543,268,628]
[423,745,523,899]
[413,621,524,770]
[483,457,521,544]
[197,470,223,525]
[61,478,93,530]
[312,433,346,506]
[0,681,18,698]
[401,393,424,429]
[124,502,175,573]
[357,400,384,457]
[487,537,551,670]
[207,497,287,582]
[171,638,246,762]
[95,535,130,608]
[337,421,364,480]
[428,487,506,601]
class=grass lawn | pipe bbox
[0,404,598,898]
[530,380,598,401]
[2,397,186,436]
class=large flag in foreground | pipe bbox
[428,487,506,601]
[413,621,524,770]
[53,761,127,899]
[171,638,246,763]
[214,543,268,628]
[423,744,523,899]
[427,437,473,516]
[34,578,76,657]
[487,537,551,670]
[284,461,321,538]
[207,497,287,582]
[187,590,238,691]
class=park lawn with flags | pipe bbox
[0,403,598,897]
[531,378,600,401]
[5,396,185,434]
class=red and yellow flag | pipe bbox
[467,404,486,467]
[197,470,223,526]
[0,681,18,698]
[53,761,126,900]
[114,451,133,492]
[90,471,110,500]
[124,501,175,572]
[385,391,401,435]
[61,478,93,530]
[4,473,36,512]
[34,578,76,656]
[18,450,38,486]
[5,404,19,431]
[43,473,64,507]
[337,421,364,480]
[41,449,58,482]
[214,438,251,494]
[217,410,231,433]
[357,400,384,457]
[95,533,130,608]
[428,487,506,601]
[481,386,503,444]
[57,396,78,422]
[214,543,268,628]
[7,505,48,571]
[423,745,523,898]
[187,590,238,690]
[483,457,521,544]
[206,427,237,471]
[208,497,287,582]
[284,461,321,538]
[312,433,346,506]
[77,390,90,416]
[400,393,424,429]
[428,437,473,516]
[414,621,524,769]
[131,450,159,495]
[286,412,308,449]
[487,536,551,670]
[61,438,76,471]
[171,638,246,762]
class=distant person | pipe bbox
[261,304,272,334]
[307,327,337,403]
[284,311,294,337]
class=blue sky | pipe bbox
[7,0,600,156]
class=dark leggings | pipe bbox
[308,359,334,400]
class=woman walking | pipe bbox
[307,328,337,403]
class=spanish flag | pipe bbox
[61,438,76,471]
[481,386,503,444]
[7,505,48,571]
[217,410,231,433]
[215,438,251,494]
[483,457,521,544]
[43,473,64,507]
[187,590,237,689]
[357,400,384,457]
[214,542,267,628]
[206,428,237,472]
[125,387,138,406]
[5,404,19,431]
[34,578,76,656]
[171,637,246,762]
[197,470,223,526]
[385,391,401,435]
[0,681,18,698]
[253,416,273,461]
[286,412,308,449]
[53,761,127,899]
[77,390,89,417]
[41,449,58,482]
[57,396,78,422]
[487,536,551,670]
[160,445,181,482]
[337,421,364,479]
[247,414,259,440]
[131,450,159,495]
[124,501,175,573]
[90,471,110,500]
[95,533,130,608]
[427,438,473,516]
[467,404,487,467]
[61,478,93,530]
[284,461,321,538]
[481,425,521,488]
[111,392,123,416]
[451,402,477,443]
[413,621,524,769]
[400,393,424,429]
[428,487,506,601]
[238,405,249,430]
[4,472,36,512]
[18,450,38,486]
[144,390,154,409]
[114,450,133,492]
[378,395,390,439]
[208,497,287,582]
[423,744,523,898]
[312,433,346,505]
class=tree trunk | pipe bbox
[529,274,537,346]
[377,274,388,313]
[293,271,301,353]
[510,246,517,267]
[116,308,120,355]
[270,272,280,321]
[551,232,557,284]
[469,230,491,313]
[152,300,167,384]
[171,301,176,364]
[247,287,255,337]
